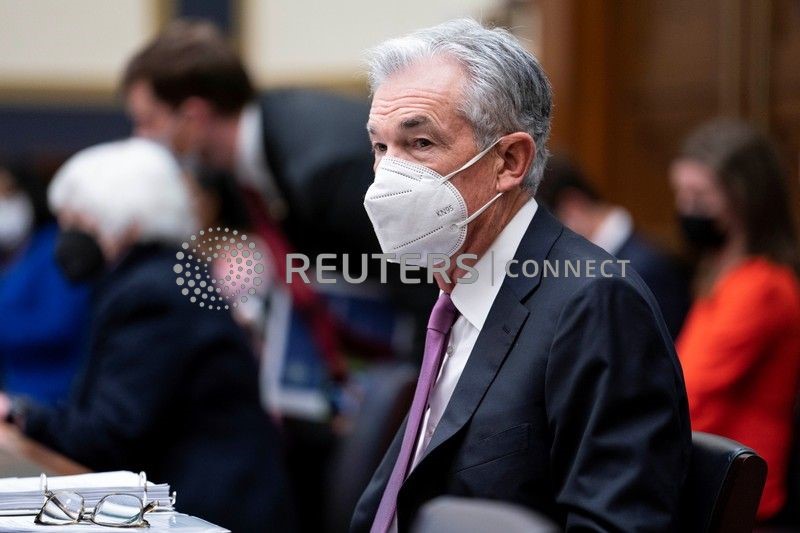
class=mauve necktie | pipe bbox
[371,292,459,533]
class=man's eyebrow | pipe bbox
[402,115,450,146]
[400,115,430,129]
[366,116,431,133]
[366,115,448,145]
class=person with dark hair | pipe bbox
[538,155,690,337]
[122,21,255,158]
[0,163,90,405]
[121,20,378,261]
[122,19,433,359]
[670,118,800,521]
[123,17,432,402]
[122,24,437,531]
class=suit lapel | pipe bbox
[410,206,564,472]
[413,285,529,470]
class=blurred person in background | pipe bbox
[121,20,379,264]
[0,163,90,406]
[192,166,251,232]
[120,20,433,367]
[0,138,293,533]
[191,166,268,345]
[670,118,800,522]
[120,23,434,530]
[538,155,690,337]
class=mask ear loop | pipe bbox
[441,139,501,182]
[454,192,504,228]
[442,138,504,228]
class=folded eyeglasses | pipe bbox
[32,472,170,528]
[35,490,157,528]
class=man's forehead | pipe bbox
[367,105,439,133]
[367,57,466,132]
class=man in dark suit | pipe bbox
[121,20,378,262]
[353,19,691,532]
[537,155,691,337]
[121,23,435,531]
[121,20,435,365]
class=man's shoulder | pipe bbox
[551,226,615,261]
[550,227,633,278]
[618,232,678,271]
[507,210,644,302]
[529,228,677,366]
[535,227,656,310]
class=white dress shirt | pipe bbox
[387,198,538,532]
[590,206,633,256]
[409,198,539,471]
[235,103,287,220]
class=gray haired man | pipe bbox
[352,19,690,532]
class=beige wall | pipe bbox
[0,0,518,99]
[242,0,503,87]
[0,0,159,93]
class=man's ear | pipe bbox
[494,132,536,192]
[179,97,214,125]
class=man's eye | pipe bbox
[413,138,433,149]
[372,143,387,154]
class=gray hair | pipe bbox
[366,18,552,192]
[49,138,197,245]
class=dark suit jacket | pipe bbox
[351,208,691,532]
[23,244,292,533]
[616,232,690,338]
[260,89,379,260]
[259,88,438,357]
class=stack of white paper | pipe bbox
[0,513,228,532]
[0,471,173,512]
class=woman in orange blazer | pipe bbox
[670,119,800,521]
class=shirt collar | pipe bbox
[235,103,263,186]
[590,207,633,255]
[235,104,287,219]
[450,198,538,331]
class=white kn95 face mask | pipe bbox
[363,139,502,267]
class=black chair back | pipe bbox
[324,363,417,533]
[777,399,800,525]
[682,431,767,532]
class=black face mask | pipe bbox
[678,214,728,251]
[55,229,106,283]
